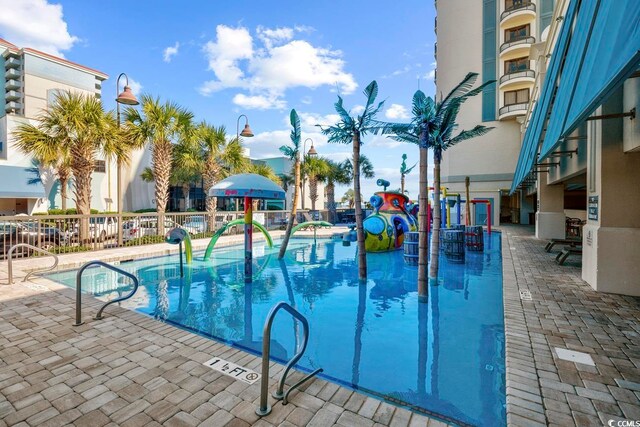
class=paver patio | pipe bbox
[0,225,638,426]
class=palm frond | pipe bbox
[289,109,301,151]
[439,72,478,108]
[445,125,495,149]
[279,145,295,160]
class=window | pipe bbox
[504,89,529,106]
[505,57,529,73]
[94,160,106,173]
[505,0,524,11]
[505,24,530,42]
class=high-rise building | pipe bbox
[435,0,555,226]
[0,38,110,214]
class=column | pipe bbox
[535,172,565,239]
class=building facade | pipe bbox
[435,0,554,226]
[0,38,112,214]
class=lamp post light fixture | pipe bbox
[235,114,254,211]
[115,73,139,246]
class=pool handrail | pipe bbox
[256,301,323,416]
[7,243,59,285]
[74,260,139,326]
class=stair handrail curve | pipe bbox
[7,243,59,285]
[256,301,323,417]
[74,260,139,326]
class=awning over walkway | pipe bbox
[0,165,46,198]
[511,0,640,191]
[509,0,578,193]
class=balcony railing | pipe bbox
[500,35,535,53]
[499,102,528,116]
[499,69,535,85]
[501,1,536,22]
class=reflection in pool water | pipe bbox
[47,235,505,426]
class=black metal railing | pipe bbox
[500,35,535,53]
[501,1,536,21]
[499,102,529,116]
[500,69,535,85]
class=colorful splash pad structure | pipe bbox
[363,191,417,252]
[208,174,285,282]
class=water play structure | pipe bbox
[363,191,417,252]
[204,219,273,261]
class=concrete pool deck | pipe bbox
[1,225,639,426]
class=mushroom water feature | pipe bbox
[208,173,286,282]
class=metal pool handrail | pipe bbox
[74,260,139,326]
[7,243,59,285]
[256,301,323,417]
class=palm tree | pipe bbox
[322,160,350,223]
[124,95,193,227]
[428,75,493,279]
[379,73,493,287]
[13,123,72,210]
[278,109,302,259]
[342,189,356,208]
[173,135,201,211]
[198,123,226,227]
[303,156,330,211]
[342,154,375,183]
[320,81,385,281]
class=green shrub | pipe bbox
[134,208,157,213]
[47,209,65,215]
[50,245,92,254]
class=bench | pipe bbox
[545,238,582,253]
[555,246,582,265]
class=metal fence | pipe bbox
[0,208,356,259]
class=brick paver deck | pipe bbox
[501,226,640,426]
[1,225,638,426]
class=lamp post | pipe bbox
[115,73,139,246]
[235,114,254,211]
[301,138,316,210]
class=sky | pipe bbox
[0,0,437,200]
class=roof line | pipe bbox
[23,47,108,79]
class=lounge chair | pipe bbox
[545,238,582,253]
[555,246,582,265]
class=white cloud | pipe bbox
[163,42,180,62]
[0,0,78,57]
[301,96,312,105]
[199,25,357,109]
[127,78,142,95]
[232,93,285,110]
[385,104,410,120]
[424,69,436,81]
[351,105,365,115]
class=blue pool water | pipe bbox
[46,234,505,426]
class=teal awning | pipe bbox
[539,0,640,160]
[0,165,46,198]
[509,0,578,193]
[538,0,600,161]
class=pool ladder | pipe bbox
[73,260,139,326]
[6,243,59,285]
[256,301,323,417]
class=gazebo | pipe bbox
[208,173,285,282]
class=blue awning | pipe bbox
[563,0,640,135]
[538,0,600,161]
[509,0,579,193]
[0,165,46,198]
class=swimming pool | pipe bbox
[46,234,505,426]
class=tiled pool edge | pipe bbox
[500,228,547,426]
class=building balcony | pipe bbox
[5,90,21,101]
[499,102,528,120]
[5,101,23,114]
[500,35,535,57]
[5,68,20,79]
[5,79,22,90]
[5,57,21,69]
[499,69,535,89]
[501,2,536,28]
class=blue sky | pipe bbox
[0,0,436,199]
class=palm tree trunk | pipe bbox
[278,159,300,259]
[327,182,336,223]
[204,158,219,232]
[182,183,190,211]
[353,132,367,281]
[309,175,317,211]
[154,140,172,235]
[71,145,94,243]
[401,173,405,195]
[429,157,441,280]
[417,146,429,296]
[58,170,70,211]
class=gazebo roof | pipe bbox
[208,173,285,200]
